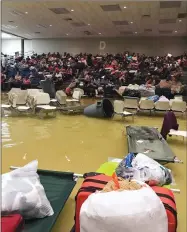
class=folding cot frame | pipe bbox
[10,166,83,232]
[125,126,183,164]
[169,129,187,142]
[9,160,180,232]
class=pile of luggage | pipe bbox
[1,154,178,232]
[74,153,177,232]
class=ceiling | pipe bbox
[2,0,187,39]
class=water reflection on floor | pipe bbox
[2,108,186,232]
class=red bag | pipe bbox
[152,186,177,232]
[75,173,111,232]
[75,176,177,232]
[1,214,24,232]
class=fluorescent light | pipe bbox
[179,20,182,22]
[24,33,32,37]
[25,12,28,14]
[130,22,133,24]
[134,32,138,34]
[2,24,18,29]
[10,10,24,16]
[71,9,74,12]
[124,6,127,9]
[36,24,47,29]
[174,30,178,33]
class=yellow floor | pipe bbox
[2,107,186,232]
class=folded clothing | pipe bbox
[147,95,159,102]
[2,160,54,219]
[158,95,170,102]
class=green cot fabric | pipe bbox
[24,169,76,232]
[126,126,175,162]
[96,162,118,176]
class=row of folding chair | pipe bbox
[114,97,187,116]
[140,99,186,115]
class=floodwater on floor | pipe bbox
[2,104,186,232]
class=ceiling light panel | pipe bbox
[142,14,151,18]
[100,4,121,12]
[9,10,24,17]
[36,24,47,29]
[160,1,181,9]
[24,33,32,37]
[178,13,187,19]
[2,24,18,29]
[159,19,176,24]
[71,22,86,27]
[64,18,73,21]
[120,31,133,35]
[49,8,70,14]
[144,29,152,32]
[159,30,173,34]
[113,20,128,26]
[84,31,93,35]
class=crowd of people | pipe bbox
[1,51,187,99]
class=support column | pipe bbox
[21,39,24,57]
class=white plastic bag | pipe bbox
[2,160,54,219]
[116,153,172,186]
[131,153,172,186]
[80,186,168,232]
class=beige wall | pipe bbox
[25,36,187,56]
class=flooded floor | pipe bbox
[2,106,186,232]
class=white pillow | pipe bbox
[2,160,54,219]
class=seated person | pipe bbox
[145,76,155,86]
[11,73,22,88]
[156,76,172,89]
[97,86,104,95]
[65,80,76,96]
[171,75,183,94]
[1,72,6,83]
[23,76,31,85]
[15,73,22,81]
[54,68,62,80]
